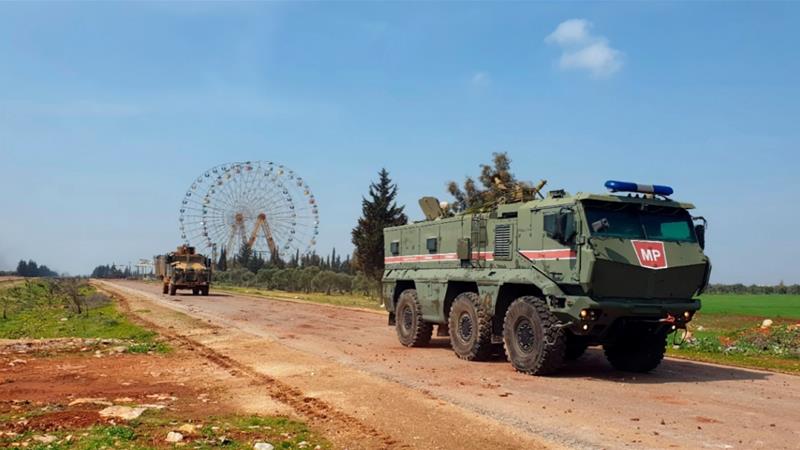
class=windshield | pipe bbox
[583,201,696,242]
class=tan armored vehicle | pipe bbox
[154,245,212,296]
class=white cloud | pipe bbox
[545,19,623,78]
[559,41,623,77]
[471,71,491,87]
[545,18,591,46]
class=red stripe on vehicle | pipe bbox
[518,249,576,261]
[384,251,495,264]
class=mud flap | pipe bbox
[388,312,396,326]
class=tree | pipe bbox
[236,243,253,269]
[217,248,228,271]
[16,259,58,277]
[447,152,540,212]
[57,278,86,315]
[351,169,408,281]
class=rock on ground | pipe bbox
[98,405,147,420]
[165,431,184,443]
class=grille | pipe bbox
[494,224,511,259]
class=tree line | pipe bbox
[214,246,377,296]
[12,260,58,278]
[218,245,353,275]
[90,264,132,279]
[705,283,800,295]
[214,266,378,296]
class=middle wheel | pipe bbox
[448,292,493,361]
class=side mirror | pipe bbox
[693,216,707,250]
[592,218,610,233]
[695,224,706,249]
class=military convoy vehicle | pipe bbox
[154,245,212,296]
[382,180,710,375]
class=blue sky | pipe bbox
[0,2,798,283]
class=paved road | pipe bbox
[110,281,800,449]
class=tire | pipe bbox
[162,283,168,295]
[395,289,433,347]
[192,288,199,296]
[503,296,566,375]
[448,292,493,361]
[565,333,590,361]
[169,284,177,296]
[603,331,667,373]
[201,287,209,296]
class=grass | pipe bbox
[216,284,385,312]
[667,296,800,374]
[698,294,800,319]
[0,280,167,353]
[669,347,800,374]
[0,414,330,450]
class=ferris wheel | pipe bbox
[178,161,319,261]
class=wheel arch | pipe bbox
[391,280,416,311]
[442,281,479,323]
[493,283,545,336]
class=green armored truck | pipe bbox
[382,180,710,375]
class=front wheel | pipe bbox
[395,289,433,347]
[503,296,566,375]
[169,284,177,296]
[201,287,209,296]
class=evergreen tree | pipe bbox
[351,168,408,281]
[248,252,266,273]
[217,248,228,271]
[236,243,253,269]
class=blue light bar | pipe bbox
[604,180,674,197]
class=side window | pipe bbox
[390,240,400,256]
[426,237,438,253]
[543,213,558,239]
[543,210,576,245]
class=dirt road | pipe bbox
[102,281,800,449]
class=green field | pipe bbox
[668,294,800,374]
[0,279,166,352]
[698,294,800,319]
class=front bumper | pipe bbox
[553,295,701,338]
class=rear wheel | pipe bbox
[162,283,168,295]
[448,292,493,361]
[201,287,209,296]
[169,284,177,296]
[503,296,566,375]
[603,329,667,373]
[395,289,433,347]
[192,288,199,296]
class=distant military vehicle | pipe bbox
[382,180,710,375]
[154,245,212,296]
